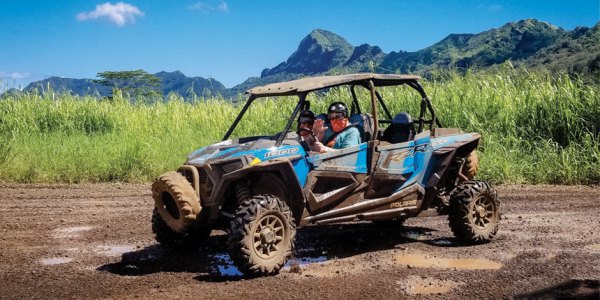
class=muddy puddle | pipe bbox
[95,245,137,257]
[400,230,454,246]
[52,226,94,238]
[585,244,600,252]
[40,257,73,265]
[288,256,328,266]
[400,230,431,241]
[210,253,329,276]
[398,275,460,295]
[396,254,502,270]
[211,254,242,276]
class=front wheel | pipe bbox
[151,171,209,249]
[151,208,211,250]
[227,194,296,277]
[448,180,499,244]
[151,171,201,233]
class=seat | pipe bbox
[349,113,374,143]
[382,112,415,143]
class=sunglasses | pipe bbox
[328,112,345,120]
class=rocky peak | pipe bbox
[261,29,354,77]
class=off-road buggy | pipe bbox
[151,73,500,277]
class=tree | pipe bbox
[94,69,161,98]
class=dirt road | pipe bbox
[0,184,598,299]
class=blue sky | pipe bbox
[1,1,598,90]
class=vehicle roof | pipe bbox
[246,73,422,96]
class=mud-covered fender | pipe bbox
[425,133,480,188]
[209,157,305,225]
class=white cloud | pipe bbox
[76,2,144,26]
[189,0,228,13]
[0,71,32,80]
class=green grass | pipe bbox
[0,68,598,184]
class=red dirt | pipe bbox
[0,184,599,299]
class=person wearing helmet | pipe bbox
[297,109,317,146]
[312,102,361,153]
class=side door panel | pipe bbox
[305,143,368,173]
[303,143,368,212]
[367,141,415,198]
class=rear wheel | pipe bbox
[228,194,295,276]
[461,151,479,180]
[448,180,499,244]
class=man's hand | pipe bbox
[312,119,328,141]
[312,141,331,153]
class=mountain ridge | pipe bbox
[24,71,225,98]
[16,18,600,99]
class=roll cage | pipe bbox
[223,73,442,146]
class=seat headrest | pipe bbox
[392,112,412,125]
[349,113,374,143]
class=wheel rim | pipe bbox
[470,195,495,229]
[253,213,285,260]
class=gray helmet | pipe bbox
[327,102,348,118]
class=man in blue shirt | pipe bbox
[312,102,361,153]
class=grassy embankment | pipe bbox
[0,69,598,184]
